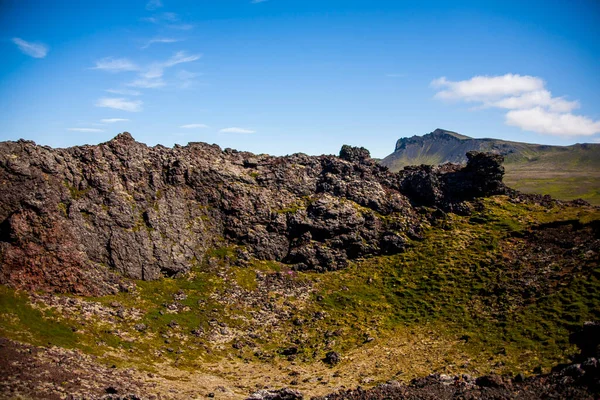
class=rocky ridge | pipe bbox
[0,133,505,295]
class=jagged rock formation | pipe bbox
[0,133,505,295]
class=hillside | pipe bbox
[381,129,600,205]
[0,134,599,399]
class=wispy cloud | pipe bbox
[125,51,201,89]
[167,23,195,30]
[176,69,201,88]
[96,97,143,112]
[106,88,141,96]
[180,124,208,129]
[164,51,202,67]
[220,127,256,134]
[12,38,48,58]
[92,58,139,72]
[251,0,269,3]
[127,78,166,88]
[146,0,163,10]
[141,37,182,49]
[431,74,600,137]
[68,128,104,133]
[142,12,194,30]
[177,70,201,80]
[101,118,130,123]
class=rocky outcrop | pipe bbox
[0,133,506,294]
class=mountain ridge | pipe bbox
[382,129,600,205]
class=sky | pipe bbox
[1,0,599,158]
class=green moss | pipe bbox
[233,268,258,291]
[57,202,67,216]
[276,204,304,214]
[64,182,90,200]
[0,286,79,348]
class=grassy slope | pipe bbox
[1,197,599,396]
[504,144,600,204]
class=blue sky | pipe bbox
[1,0,599,157]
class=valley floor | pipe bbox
[1,196,599,399]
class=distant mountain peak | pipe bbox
[430,128,471,140]
[380,129,600,205]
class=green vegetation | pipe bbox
[0,286,79,348]
[65,182,91,200]
[1,196,599,383]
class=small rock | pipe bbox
[562,364,585,378]
[324,351,340,365]
[167,320,179,328]
[476,374,504,388]
[246,388,303,400]
[173,290,187,301]
[282,347,298,356]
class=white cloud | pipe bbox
[106,88,141,96]
[176,69,201,88]
[505,107,600,137]
[124,51,201,89]
[101,118,130,123]
[220,127,256,134]
[141,63,165,79]
[141,37,181,49]
[167,23,195,30]
[92,58,139,72]
[432,73,599,137]
[432,74,544,101]
[487,90,579,113]
[12,38,48,58]
[251,0,269,3]
[164,51,202,67]
[68,128,104,133]
[177,70,200,80]
[146,0,162,10]
[95,97,143,112]
[142,12,180,24]
[180,124,208,129]
[127,78,166,88]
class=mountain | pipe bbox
[0,134,599,398]
[381,129,600,205]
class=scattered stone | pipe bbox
[475,374,504,388]
[173,290,187,301]
[167,320,179,328]
[246,388,303,400]
[324,351,340,365]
